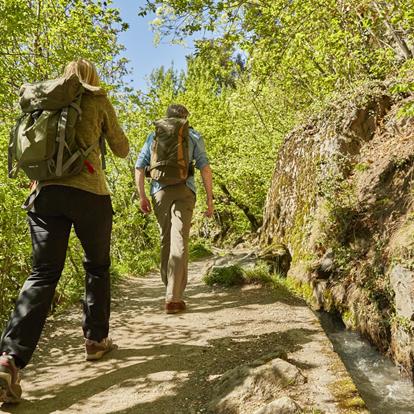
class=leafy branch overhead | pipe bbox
[141,0,414,93]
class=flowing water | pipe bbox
[317,311,414,414]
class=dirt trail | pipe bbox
[0,257,361,414]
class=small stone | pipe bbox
[208,358,305,413]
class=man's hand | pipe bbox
[140,196,152,214]
[135,168,152,214]
[204,197,214,218]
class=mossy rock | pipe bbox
[203,265,245,287]
[259,242,292,277]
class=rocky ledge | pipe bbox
[260,80,414,378]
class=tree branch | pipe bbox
[219,183,261,231]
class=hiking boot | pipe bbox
[85,338,117,361]
[0,353,22,404]
[165,301,186,314]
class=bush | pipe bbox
[243,262,273,285]
[203,264,245,286]
[202,262,277,287]
[189,239,214,261]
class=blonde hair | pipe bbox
[63,58,100,87]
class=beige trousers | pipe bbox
[152,184,196,302]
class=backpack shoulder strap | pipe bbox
[55,107,70,177]
[55,93,84,177]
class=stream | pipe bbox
[317,311,414,414]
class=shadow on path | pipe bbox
[0,259,318,414]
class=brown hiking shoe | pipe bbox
[0,353,22,403]
[85,338,117,361]
[165,301,186,314]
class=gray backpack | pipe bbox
[8,74,100,181]
[147,117,190,185]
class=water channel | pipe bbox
[317,311,414,414]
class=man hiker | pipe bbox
[0,59,129,403]
[135,104,213,314]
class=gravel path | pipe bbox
[0,258,364,414]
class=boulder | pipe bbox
[208,358,305,414]
[253,396,302,414]
[259,243,292,277]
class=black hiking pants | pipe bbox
[0,186,113,368]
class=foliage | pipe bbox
[243,262,274,285]
[142,0,414,105]
[3,0,414,330]
[203,262,275,286]
[189,239,213,261]
[0,0,129,120]
[389,58,414,116]
[179,55,285,240]
[203,264,245,287]
[138,0,414,244]
[0,124,32,327]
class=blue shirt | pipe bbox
[135,128,209,195]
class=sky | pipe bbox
[110,0,195,91]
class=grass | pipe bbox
[203,264,246,287]
[189,239,214,261]
[243,262,274,284]
[271,273,315,305]
[203,262,276,287]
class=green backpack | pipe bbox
[147,117,191,185]
[8,74,100,181]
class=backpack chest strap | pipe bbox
[55,107,69,177]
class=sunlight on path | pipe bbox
[0,258,352,414]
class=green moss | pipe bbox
[354,162,370,172]
[203,262,276,287]
[260,242,287,257]
[273,274,315,305]
[323,289,335,312]
[391,314,414,334]
[289,205,314,256]
[342,310,357,329]
[330,378,367,413]
[300,282,315,304]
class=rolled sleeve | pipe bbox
[135,133,154,169]
[190,129,209,170]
